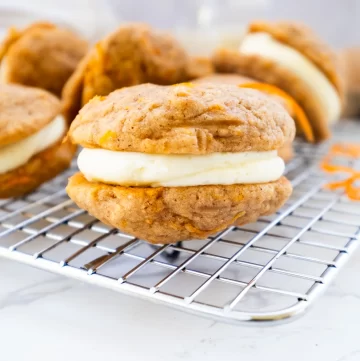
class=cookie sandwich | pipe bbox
[213,21,343,142]
[62,23,190,124]
[0,22,88,97]
[0,84,75,198]
[66,83,295,244]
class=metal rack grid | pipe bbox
[0,121,359,323]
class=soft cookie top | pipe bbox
[0,84,60,147]
[193,74,296,121]
[247,21,343,95]
[0,22,88,97]
[62,23,189,123]
[68,83,295,154]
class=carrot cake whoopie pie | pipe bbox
[213,21,344,142]
[62,23,190,124]
[66,83,295,244]
[0,84,75,198]
[0,22,88,97]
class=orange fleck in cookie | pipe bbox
[69,82,295,154]
[66,83,294,244]
[193,74,297,162]
[0,84,75,198]
[0,22,88,98]
[213,21,344,142]
[193,74,288,110]
[62,23,190,124]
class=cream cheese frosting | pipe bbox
[77,148,285,187]
[0,115,66,174]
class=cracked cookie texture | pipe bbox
[69,83,295,154]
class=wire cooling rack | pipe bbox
[0,121,359,323]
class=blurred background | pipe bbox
[0,0,359,51]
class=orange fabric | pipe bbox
[240,83,314,143]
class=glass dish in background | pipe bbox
[172,0,269,56]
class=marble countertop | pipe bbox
[1,249,359,361]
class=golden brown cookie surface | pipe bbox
[69,83,295,154]
[185,56,214,79]
[193,73,295,117]
[248,21,342,94]
[0,22,55,59]
[194,73,255,85]
[339,48,360,117]
[67,173,291,244]
[61,50,94,125]
[0,22,88,97]
[0,84,60,147]
[213,49,330,142]
[0,139,75,198]
[62,23,189,123]
[194,74,295,162]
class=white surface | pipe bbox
[0,115,66,174]
[240,32,341,125]
[78,149,284,187]
[0,250,359,361]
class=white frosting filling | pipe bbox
[0,115,66,174]
[239,32,341,125]
[78,149,285,187]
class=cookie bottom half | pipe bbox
[67,173,292,244]
[0,139,76,198]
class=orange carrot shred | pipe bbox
[321,143,360,201]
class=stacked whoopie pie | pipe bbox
[0,84,75,198]
[213,21,344,142]
[66,83,295,244]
